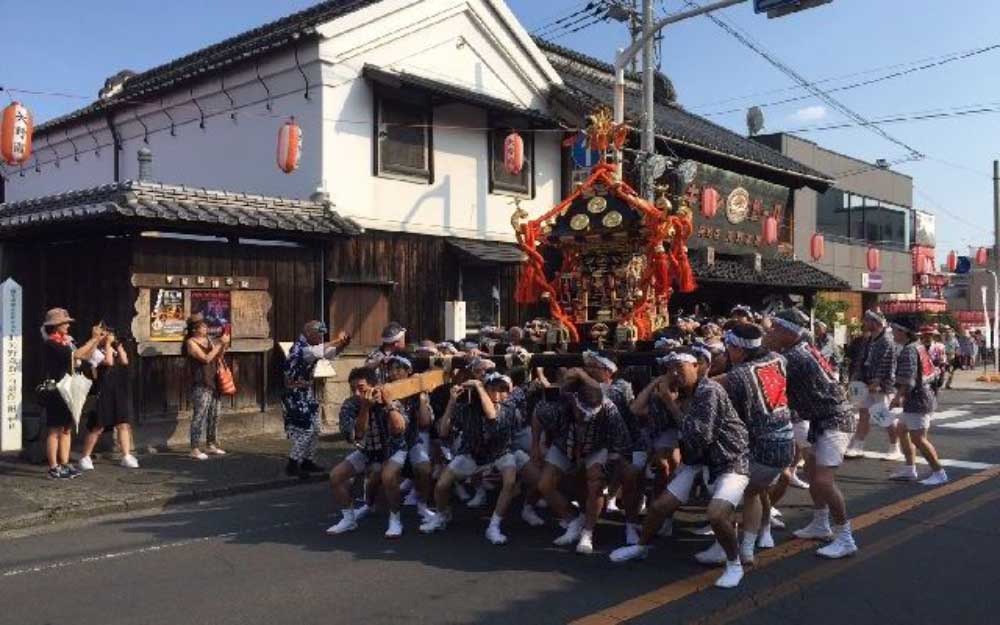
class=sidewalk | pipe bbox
[948,367,1000,391]
[0,434,351,533]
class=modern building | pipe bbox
[754,133,920,322]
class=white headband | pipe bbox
[690,345,713,362]
[386,354,412,370]
[724,331,762,349]
[654,337,681,350]
[582,350,618,373]
[668,352,698,365]
[382,329,406,344]
[772,317,806,336]
[485,372,513,388]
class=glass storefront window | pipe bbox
[816,188,848,238]
[815,191,911,249]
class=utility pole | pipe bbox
[640,0,656,200]
[993,159,999,370]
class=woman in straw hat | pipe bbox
[41,308,105,480]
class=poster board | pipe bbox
[131,274,272,356]
[190,290,232,337]
[150,288,186,341]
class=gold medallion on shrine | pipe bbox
[587,196,608,214]
[570,214,591,231]
[726,187,750,224]
[602,211,623,229]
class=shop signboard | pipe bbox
[687,163,793,259]
[0,279,22,452]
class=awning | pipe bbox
[447,238,525,265]
[689,256,850,291]
[363,65,559,126]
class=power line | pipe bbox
[533,2,600,36]
[699,42,1000,117]
[527,0,593,31]
[691,42,1000,112]
[545,10,612,41]
[914,185,983,231]
[782,104,1000,133]
[686,1,923,161]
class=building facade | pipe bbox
[755,133,918,319]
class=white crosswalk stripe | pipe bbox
[859,451,995,470]
[938,415,1000,430]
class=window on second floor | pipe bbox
[375,96,432,183]
[488,126,534,197]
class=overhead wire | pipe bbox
[533,2,601,37]
[685,0,924,161]
[696,42,1000,116]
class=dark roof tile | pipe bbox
[0,180,362,237]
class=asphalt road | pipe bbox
[3,388,999,625]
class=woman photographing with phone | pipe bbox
[79,325,138,470]
[183,314,230,460]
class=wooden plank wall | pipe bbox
[131,237,322,420]
[326,231,531,343]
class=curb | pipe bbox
[0,472,328,534]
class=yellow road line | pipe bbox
[569,466,1000,625]
[688,487,1000,625]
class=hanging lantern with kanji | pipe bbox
[276,117,302,174]
[503,131,524,175]
[762,215,778,245]
[1,101,33,166]
[976,247,989,266]
[701,187,719,219]
[922,257,934,274]
[810,233,825,261]
[946,250,958,272]
[867,247,880,272]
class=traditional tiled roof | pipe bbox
[689,255,850,291]
[36,0,384,134]
[535,38,831,186]
[0,180,362,237]
[447,238,524,265]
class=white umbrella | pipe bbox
[56,372,92,430]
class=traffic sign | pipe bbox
[755,0,832,18]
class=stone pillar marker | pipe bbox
[0,278,23,452]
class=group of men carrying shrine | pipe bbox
[280,305,947,590]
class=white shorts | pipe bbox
[812,430,851,467]
[901,412,931,431]
[448,451,529,478]
[346,449,407,473]
[545,446,609,472]
[749,462,782,489]
[409,442,431,465]
[653,429,679,452]
[665,463,701,504]
[793,421,811,448]
[865,393,899,428]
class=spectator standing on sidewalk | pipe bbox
[943,328,960,388]
[282,320,351,478]
[41,308,104,480]
[79,326,138,470]
[183,314,230,460]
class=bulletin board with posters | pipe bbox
[130,274,273,356]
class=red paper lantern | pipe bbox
[701,187,719,219]
[867,247,880,272]
[1,101,33,166]
[276,118,302,174]
[976,247,989,266]
[947,250,958,272]
[809,233,825,261]
[762,215,778,245]
[503,131,524,175]
[922,257,934,274]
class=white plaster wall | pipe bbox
[4,49,325,203]
[317,0,563,240]
[4,0,564,242]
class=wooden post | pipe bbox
[1,278,23,452]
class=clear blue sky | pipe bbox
[3,0,998,259]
